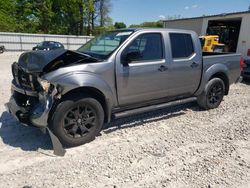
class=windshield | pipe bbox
[77,30,133,60]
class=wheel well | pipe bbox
[52,87,109,123]
[210,72,229,95]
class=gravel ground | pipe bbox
[0,52,250,188]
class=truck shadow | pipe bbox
[242,79,250,85]
[0,101,200,152]
[103,101,199,134]
[0,111,52,151]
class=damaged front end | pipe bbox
[5,63,60,129]
[4,86,55,128]
[5,74,66,156]
[5,49,100,156]
[6,49,100,128]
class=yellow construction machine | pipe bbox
[199,35,226,52]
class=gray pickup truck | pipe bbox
[5,28,242,148]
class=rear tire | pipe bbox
[50,94,104,147]
[197,78,225,110]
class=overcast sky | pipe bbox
[110,0,250,25]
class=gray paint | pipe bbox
[6,28,241,128]
[195,54,241,96]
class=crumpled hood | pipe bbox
[18,49,101,73]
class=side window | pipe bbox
[169,33,194,59]
[122,33,163,63]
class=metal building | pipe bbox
[163,11,250,58]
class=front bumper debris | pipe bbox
[5,83,66,156]
[47,128,66,156]
[5,96,29,125]
[5,93,50,128]
[30,89,57,128]
[5,83,56,128]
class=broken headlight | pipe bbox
[37,78,51,93]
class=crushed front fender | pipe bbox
[30,89,57,128]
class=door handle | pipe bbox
[191,62,199,68]
[158,65,168,72]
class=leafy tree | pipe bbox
[114,22,126,29]
[96,0,111,27]
[0,0,16,32]
[142,21,163,28]
[85,0,112,35]
[34,0,54,33]
[129,24,141,28]
[15,0,38,33]
[129,21,163,28]
[0,0,113,35]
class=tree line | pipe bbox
[0,0,113,35]
[0,0,164,36]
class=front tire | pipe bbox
[197,78,225,110]
[50,95,104,147]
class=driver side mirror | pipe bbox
[122,51,142,66]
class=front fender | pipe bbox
[195,63,229,96]
[49,72,117,108]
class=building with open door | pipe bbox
[163,11,250,59]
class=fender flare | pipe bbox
[51,72,117,122]
[195,63,229,96]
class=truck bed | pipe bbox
[202,52,241,85]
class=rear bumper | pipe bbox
[5,84,56,128]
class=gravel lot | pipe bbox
[0,52,250,188]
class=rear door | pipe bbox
[167,32,202,96]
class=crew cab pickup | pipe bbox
[5,28,242,148]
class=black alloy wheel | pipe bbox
[63,104,97,138]
[207,81,224,106]
[50,95,104,147]
[197,78,225,110]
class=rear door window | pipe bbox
[169,33,194,59]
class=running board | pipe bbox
[114,97,197,119]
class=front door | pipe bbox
[115,32,171,106]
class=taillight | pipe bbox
[240,57,244,71]
[248,49,250,56]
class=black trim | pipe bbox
[112,94,192,114]
[113,97,197,119]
